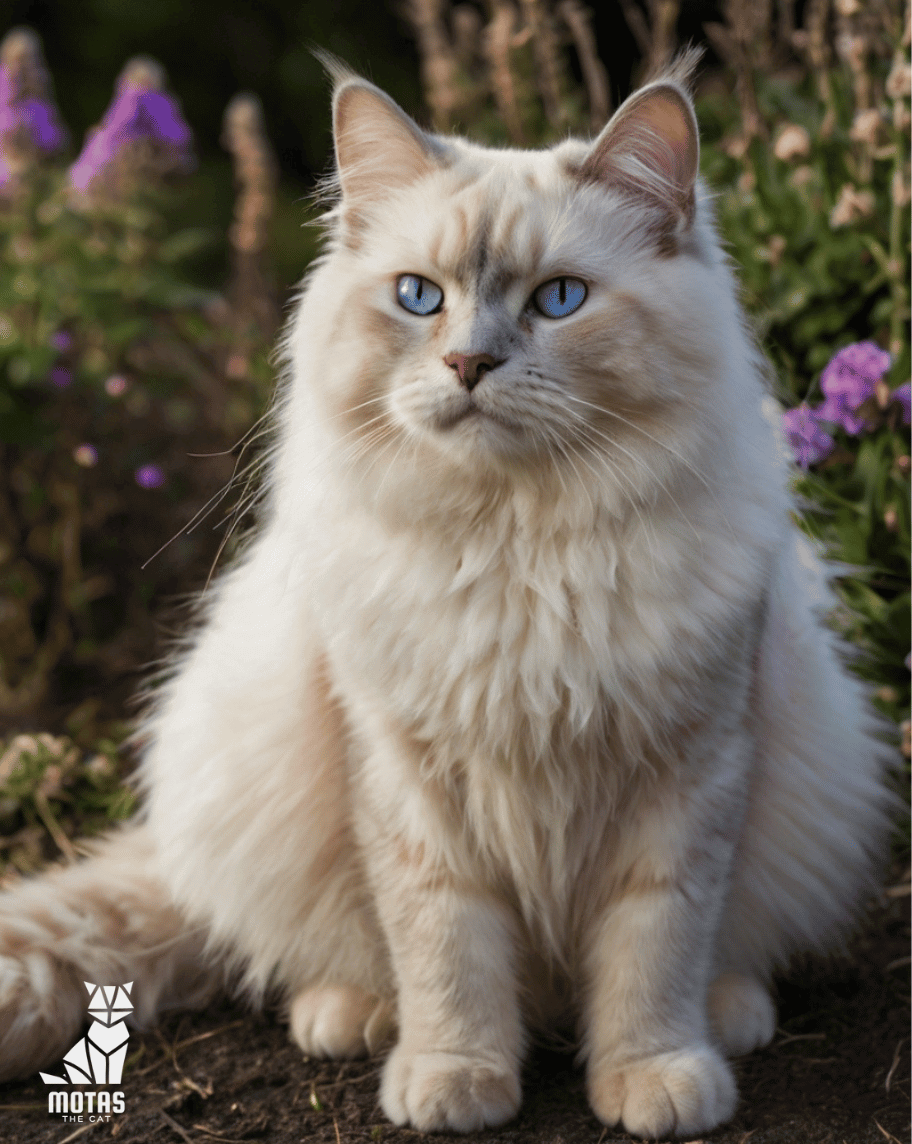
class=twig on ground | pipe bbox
[134,1020,246,1076]
[191,1128,251,1143]
[171,1020,247,1054]
[873,1118,903,1144]
[884,1037,906,1092]
[160,1108,196,1144]
[773,1028,827,1046]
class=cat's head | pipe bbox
[288,57,751,510]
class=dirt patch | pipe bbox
[2,888,907,1144]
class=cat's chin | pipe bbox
[423,398,535,464]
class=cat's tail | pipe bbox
[0,823,218,1082]
[720,531,897,978]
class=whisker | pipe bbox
[560,391,745,553]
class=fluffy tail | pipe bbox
[0,823,218,1082]
[720,534,897,978]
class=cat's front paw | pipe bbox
[380,1043,521,1132]
[289,985,395,1059]
[588,1044,737,1138]
[708,972,776,1057]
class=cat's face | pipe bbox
[300,69,735,501]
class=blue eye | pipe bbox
[396,274,443,315]
[533,277,587,319]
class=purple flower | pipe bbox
[782,404,834,469]
[0,29,68,188]
[135,463,165,489]
[891,381,910,425]
[816,341,892,435]
[0,95,67,152]
[49,329,72,352]
[69,57,193,193]
[50,364,72,388]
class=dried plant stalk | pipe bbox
[775,0,797,57]
[222,93,279,336]
[705,0,771,141]
[648,0,680,75]
[618,0,652,56]
[483,0,525,142]
[559,0,611,129]
[405,0,461,130]
[617,0,680,78]
[519,0,567,130]
[452,3,484,72]
[799,0,838,136]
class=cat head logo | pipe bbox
[39,981,134,1087]
[85,981,134,1027]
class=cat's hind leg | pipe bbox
[289,984,396,1058]
[707,972,776,1057]
[0,823,218,1083]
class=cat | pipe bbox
[0,55,893,1138]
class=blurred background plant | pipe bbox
[0,0,908,876]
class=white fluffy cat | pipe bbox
[0,58,892,1138]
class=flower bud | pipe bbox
[886,58,911,100]
[773,123,811,162]
[849,108,882,145]
[829,184,875,227]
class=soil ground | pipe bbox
[1,885,908,1144]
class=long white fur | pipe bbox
[0,62,892,1139]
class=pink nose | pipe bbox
[443,352,501,390]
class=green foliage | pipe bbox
[0,732,135,876]
[698,59,910,740]
[699,70,909,394]
[0,150,275,751]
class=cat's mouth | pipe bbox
[434,396,518,434]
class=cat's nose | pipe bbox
[443,352,502,391]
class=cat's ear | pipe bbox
[579,81,699,222]
[332,78,443,205]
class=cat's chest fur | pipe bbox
[307,470,767,774]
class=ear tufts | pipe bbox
[311,47,358,91]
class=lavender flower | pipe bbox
[782,404,834,469]
[0,28,68,189]
[135,463,165,489]
[50,364,72,388]
[891,381,910,426]
[49,329,72,352]
[70,57,193,195]
[816,341,892,435]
